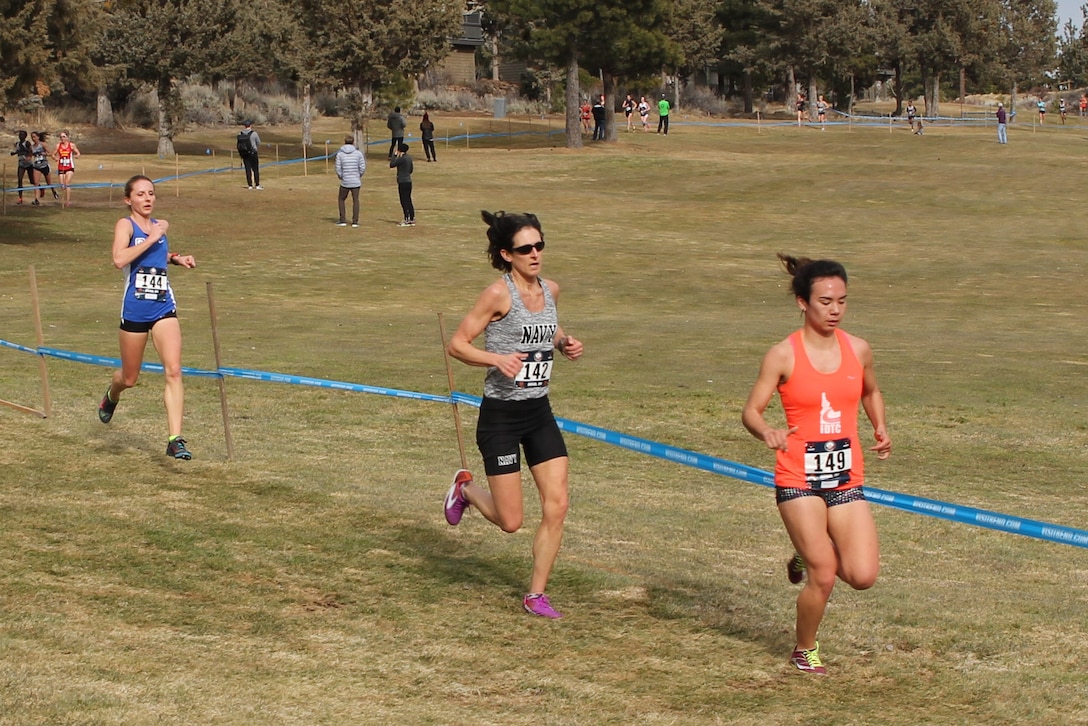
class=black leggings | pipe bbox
[422,139,436,161]
[242,154,260,186]
[17,166,34,199]
[398,181,414,221]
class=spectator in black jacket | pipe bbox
[591,96,606,141]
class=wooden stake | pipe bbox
[206,281,235,461]
[29,265,52,417]
[437,312,468,470]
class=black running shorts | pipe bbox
[776,485,866,507]
[120,309,177,333]
[476,395,568,476]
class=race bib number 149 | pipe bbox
[804,437,853,489]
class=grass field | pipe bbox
[2,113,1088,724]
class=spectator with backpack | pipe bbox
[237,121,262,190]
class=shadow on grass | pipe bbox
[387,518,529,598]
[385,518,791,656]
[0,212,89,247]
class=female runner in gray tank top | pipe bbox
[444,210,584,619]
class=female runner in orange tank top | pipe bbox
[742,254,891,675]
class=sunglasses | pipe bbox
[511,240,545,255]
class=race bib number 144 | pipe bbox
[134,266,168,302]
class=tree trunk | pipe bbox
[352,82,374,153]
[565,59,583,149]
[808,77,817,121]
[894,62,903,116]
[924,70,940,118]
[155,78,176,157]
[96,86,115,128]
[957,66,969,120]
[743,70,753,114]
[787,67,796,108]
[849,73,855,115]
[1010,81,1018,123]
[302,82,312,147]
[603,74,616,142]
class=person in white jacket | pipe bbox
[335,135,366,227]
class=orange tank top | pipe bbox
[775,328,864,490]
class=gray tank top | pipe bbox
[483,274,558,401]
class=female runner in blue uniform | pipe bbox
[98,175,196,460]
[444,210,584,618]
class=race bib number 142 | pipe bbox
[515,349,553,388]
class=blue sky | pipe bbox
[1057,0,1083,29]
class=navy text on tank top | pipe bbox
[483,274,558,401]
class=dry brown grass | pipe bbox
[2,116,1088,724]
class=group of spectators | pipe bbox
[328,106,437,229]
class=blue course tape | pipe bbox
[217,366,449,403]
[38,346,221,378]
[5,339,1087,549]
[451,392,1088,549]
[1,338,39,355]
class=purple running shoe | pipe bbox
[444,469,472,525]
[523,593,563,619]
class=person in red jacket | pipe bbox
[742,253,891,675]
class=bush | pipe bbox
[414,88,486,113]
[182,85,232,126]
[315,91,342,117]
[118,90,158,128]
[505,98,550,116]
[679,85,739,116]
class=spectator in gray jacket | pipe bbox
[386,107,407,158]
[335,135,366,227]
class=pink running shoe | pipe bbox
[523,593,563,619]
[443,469,472,525]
